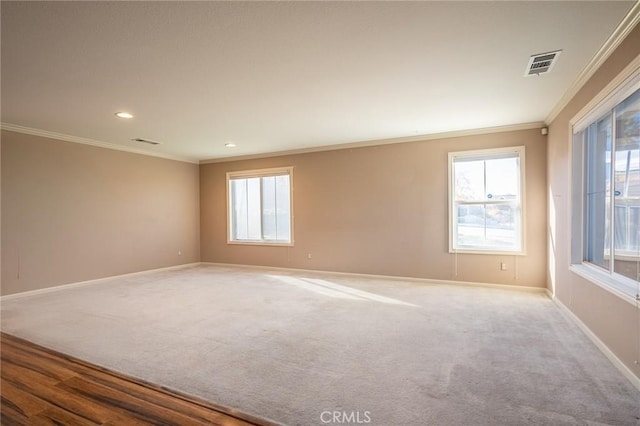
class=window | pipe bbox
[571,76,639,299]
[449,146,525,254]
[227,167,293,245]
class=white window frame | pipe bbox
[448,146,526,255]
[569,61,640,303]
[226,166,294,246]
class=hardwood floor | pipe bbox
[0,333,267,426]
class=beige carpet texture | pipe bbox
[1,265,639,425]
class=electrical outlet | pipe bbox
[500,262,507,271]
[178,250,182,256]
[307,253,312,259]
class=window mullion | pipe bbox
[483,160,487,242]
[245,179,250,240]
[259,178,265,240]
[609,111,616,274]
[274,179,278,240]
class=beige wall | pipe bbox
[547,25,640,378]
[201,128,547,288]
[1,130,200,296]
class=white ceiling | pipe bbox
[1,1,636,163]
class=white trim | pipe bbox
[200,122,544,164]
[449,249,528,257]
[570,265,639,307]
[545,288,553,299]
[0,123,199,164]
[226,241,294,247]
[546,2,640,124]
[448,145,526,255]
[0,263,200,301]
[550,293,640,392]
[226,167,294,246]
[226,166,294,180]
[3,261,635,391]
[1,261,547,301]
[201,262,547,294]
[567,61,640,307]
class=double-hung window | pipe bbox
[571,73,639,299]
[227,167,293,245]
[449,146,525,254]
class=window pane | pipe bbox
[455,203,518,250]
[453,160,484,201]
[485,204,518,249]
[230,179,248,240]
[275,175,291,241]
[485,157,519,201]
[262,176,277,240]
[456,204,486,247]
[613,88,640,280]
[583,114,611,270]
[230,177,262,241]
[614,205,627,250]
[631,207,640,252]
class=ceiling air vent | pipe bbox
[525,50,562,77]
[131,138,161,146]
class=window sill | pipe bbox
[227,240,293,247]
[449,249,526,256]
[569,264,639,306]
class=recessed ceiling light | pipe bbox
[225,143,237,148]
[115,112,134,119]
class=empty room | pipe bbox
[1,1,640,425]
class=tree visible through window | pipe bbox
[449,147,525,253]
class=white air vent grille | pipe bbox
[132,138,161,145]
[525,50,562,77]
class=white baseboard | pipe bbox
[550,294,640,391]
[0,263,201,301]
[4,261,636,390]
[201,262,548,294]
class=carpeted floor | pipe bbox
[1,264,639,425]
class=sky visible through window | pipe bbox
[452,151,522,252]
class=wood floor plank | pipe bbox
[58,375,222,426]
[1,335,91,376]
[28,407,97,426]
[2,364,148,425]
[1,340,79,382]
[0,333,264,426]
[1,395,33,426]
[0,379,50,417]
[1,356,61,388]
[77,370,239,425]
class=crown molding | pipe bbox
[545,1,640,124]
[200,122,545,164]
[0,123,199,164]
